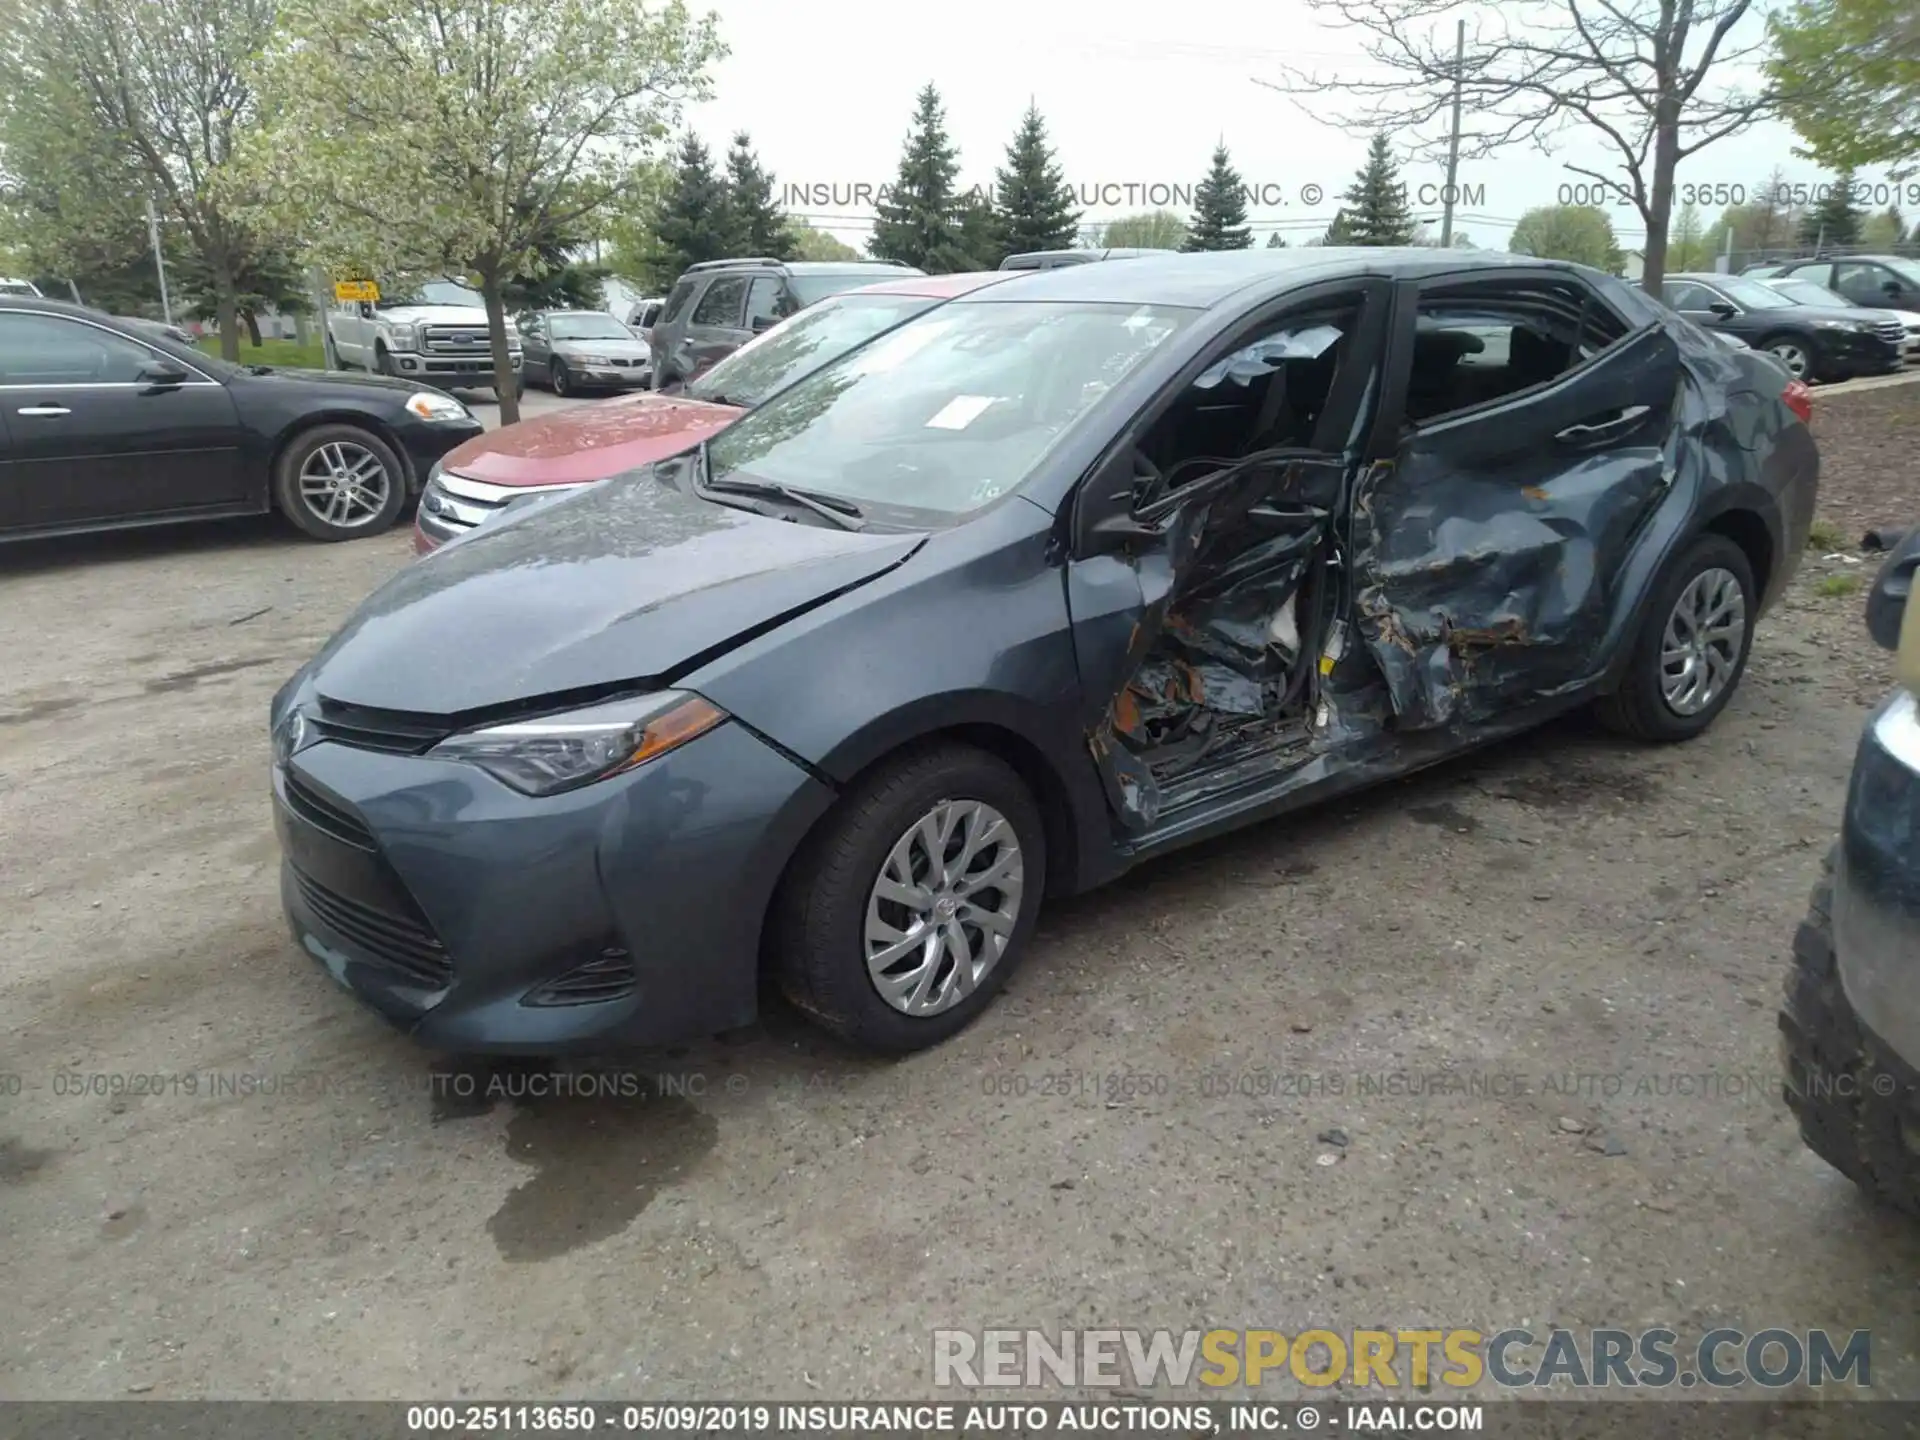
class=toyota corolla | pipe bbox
[272,251,1816,1055]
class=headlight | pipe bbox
[385,323,419,351]
[272,706,312,768]
[429,691,727,796]
[578,354,610,366]
[407,391,471,422]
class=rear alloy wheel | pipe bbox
[1761,335,1817,382]
[550,359,572,397]
[772,743,1046,1054]
[1596,533,1755,741]
[273,423,407,541]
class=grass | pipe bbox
[1806,518,1846,551]
[196,335,328,370]
[1815,573,1862,598]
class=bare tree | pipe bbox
[1252,0,1779,290]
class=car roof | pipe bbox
[841,270,1026,300]
[956,247,1589,310]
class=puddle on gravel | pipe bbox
[427,1061,719,1262]
[0,1137,58,1184]
[1407,800,1482,834]
[1493,765,1656,810]
[143,656,281,693]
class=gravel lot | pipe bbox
[3,383,1918,1400]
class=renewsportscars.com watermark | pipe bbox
[932,1328,1871,1391]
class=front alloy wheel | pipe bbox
[773,743,1046,1053]
[1765,339,1814,381]
[273,423,407,541]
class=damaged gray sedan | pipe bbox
[274,250,1817,1056]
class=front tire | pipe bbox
[1759,333,1819,383]
[272,423,407,541]
[550,359,572,397]
[1596,533,1755,741]
[1779,846,1920,1216]
[373,344,395,377]
[771,743,1046,1054]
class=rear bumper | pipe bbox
[273,717,836,1053]
[1835,690,1920,1071]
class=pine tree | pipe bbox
[871,84,971,272]
[992,103,1079,258]
[725,132,794,258]
[652,134,735,288]
[1266,231,1289,248]
[954,188,1003,270]
[1319,209,1356,245]
[1341,135,1415,245]
[1183,143,1252,251]
[1798,169,1863,248]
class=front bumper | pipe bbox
[1835,690,1920,1070]
[388,349,524,384]
[274,713,837,1052]
[568,360,651,387]
[1818,331,1905,376]
[413,467,586,553]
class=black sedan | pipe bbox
[272,250,1817,1056]
[0,296,484,543]
[1660,272,1905,382]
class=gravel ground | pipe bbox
[2,383,1918,1401]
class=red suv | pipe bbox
[413,271,1021,554]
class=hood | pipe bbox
[304,468,924,714]
[439,393,742,487]
[1777,304,1901,326]
[244,366,430,396]
[377,304,512,328]
[551,336,649,359]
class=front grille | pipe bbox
[524,949,637,1007]
[1874,320,1905,345]
[422,324,491,354]
[292,867,452,990]
[307,699,451,755]
[283,771,376,850]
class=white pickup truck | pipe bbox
[324,278,523,395]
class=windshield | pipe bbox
[548,313,633,340]
[386,280,481,308]
[686,292,943,407]
[702,299,1194,520]
[1769,278,1850,307]
[788,272,914,308]
[1714,276,1795,310]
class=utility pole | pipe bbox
[144,195,172,324]
[1439,18,1465,247]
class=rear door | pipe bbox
[1351,270,1683,729]
[0,309,247,532]
[684,273,751,379]
[520,313,551,377]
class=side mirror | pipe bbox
[1882,280,1903,298]
[750,313,777,334]
[1708,301,1737,318]
[1866,526,1920,650]
[138,361,190,387]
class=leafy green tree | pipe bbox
[242,0,724,423]
[1340,135,1416,245]
[870,85,972,272]
[1667,201,1709,270]
[790,222,860,261]
[1103,210,1186,249]
[0,0,284,359]
[1266,232,1290,248]
[1509,204,1623,271]
[1861,205,1905,249]
[994,103,1079,257]
[725,132,795,258]
[1770,0,1920,174]
[1183,143,1252,251]
[499,203,609,314]
[1798,169,1863,247]
[177,234,312,344]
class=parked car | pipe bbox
[623,296,665,338]
[1769,254,1920,314]
[649,258,924,390]
[271,250,1816,1056]
[0,295,482,543]
[1000,247,1179,271]
[0,277,44,297]
[1780,525,1920,1215]
[1758,274,1920,362]
[517,309,651,396]
[413,271,1022,553]
[115,315,197,347]
[1661,272,1904,381]
[324,278,522,397]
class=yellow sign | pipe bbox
[333,279,380,302]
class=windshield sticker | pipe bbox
[925,395,997,430]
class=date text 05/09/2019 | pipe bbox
[403,1403,1486,1434]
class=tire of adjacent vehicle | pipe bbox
[1595,532,1756,741]
[770,742,1047,1055]
[271,423,408,542]
[1758,332,1818,383]
[373,345,395,377]
[1778,845,1920,1216]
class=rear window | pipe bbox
[659,279,698,325]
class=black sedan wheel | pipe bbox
[550,359,572,397]
[1596,534,1755,741]
[772,742,1046,1054]
[1759,334,1817,382]
[273,423,407,541]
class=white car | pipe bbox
[325,278,523,395]
[0,277,42,297]
[1762,272,1920,363]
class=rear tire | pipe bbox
[1596,533,1755,741]
[272,423,407,541]
[1779,846,1920,1216]
[771,742,1046,1055]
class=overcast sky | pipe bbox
[684,0,1896,255]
